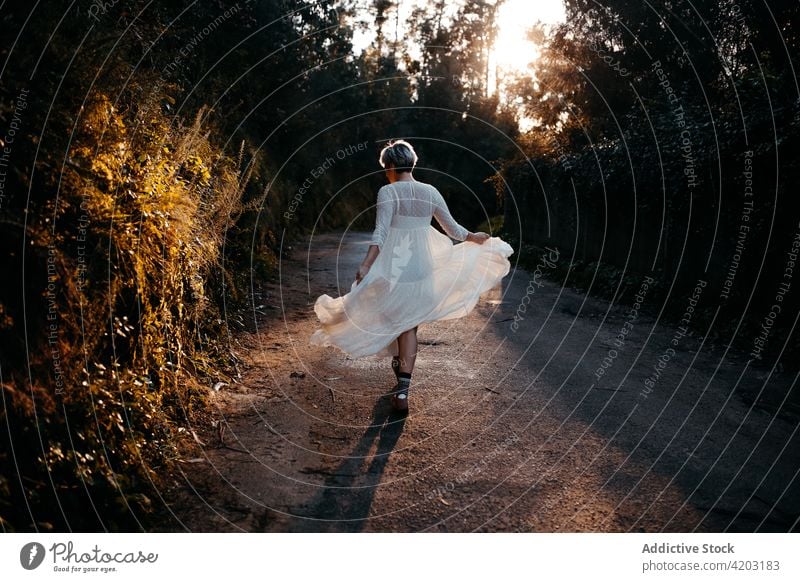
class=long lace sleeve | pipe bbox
[369,186,395,247]
[432,189,469,241]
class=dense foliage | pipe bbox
[499,0,800,363]
[0,0,356,531]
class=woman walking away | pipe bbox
[310,140,513,413]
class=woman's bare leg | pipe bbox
[396,325,418,375]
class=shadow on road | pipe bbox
[292,396,407,532]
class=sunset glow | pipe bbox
[491,0,565,75]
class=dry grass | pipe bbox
[0,92,261,531]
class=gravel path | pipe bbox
[155,231,800,532]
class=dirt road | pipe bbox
[156,231,800,532]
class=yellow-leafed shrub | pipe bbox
[1,92,255,531]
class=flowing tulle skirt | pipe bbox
[309,215,514,358]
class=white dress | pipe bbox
[309,180,513,358]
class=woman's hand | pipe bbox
[355,263,370,284]
[355,245,380,285]
[467,231,490,244]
